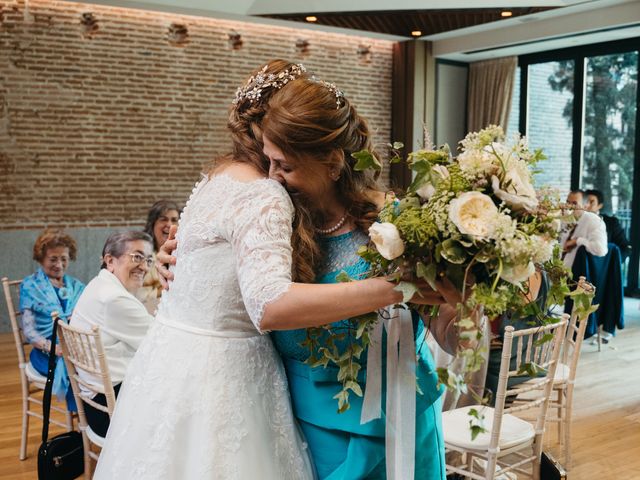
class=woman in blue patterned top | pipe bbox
[19,229,85,410]
[261,77,457,479]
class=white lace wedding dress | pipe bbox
[94,173,315,480]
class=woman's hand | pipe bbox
[156,225,178,289]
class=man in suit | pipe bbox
[560,190,608,269]
[584,188,630,259]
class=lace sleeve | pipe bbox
[227,180,294,333]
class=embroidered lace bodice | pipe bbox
[157,173,294,334]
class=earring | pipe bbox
[331,170,341,181]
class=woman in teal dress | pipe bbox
[262,76,454,479]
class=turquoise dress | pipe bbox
[272,230,446,479]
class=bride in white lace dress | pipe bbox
[94,61,443,479]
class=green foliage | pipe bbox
[351,150,382,172]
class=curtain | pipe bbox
[467,56,517,133]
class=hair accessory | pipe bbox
[311,75,345,109]
[233,63,307,106]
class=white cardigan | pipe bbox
[560,211,608,268]
[72,269,153,396]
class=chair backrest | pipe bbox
[2,277,27,364]
[488,315,568,453]
[56,316,116,420]
[561,278,593,382]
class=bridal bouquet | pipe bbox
[357,126,575,404]
[305,126,595,421]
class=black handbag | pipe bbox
[541,451,567,480]
[37,316,84,480]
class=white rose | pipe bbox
[491,158,538,212]
[500,261,535,285]
[416,182,436,201]
[448,191,500,240]
[369,222,405,260]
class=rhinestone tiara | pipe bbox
[232,63,307,106]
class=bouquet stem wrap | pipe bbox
[360,306,416,480]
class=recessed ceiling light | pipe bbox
[411,30,422,37]
[306,16,317,22]
[501,11,513,17]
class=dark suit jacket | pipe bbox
[601,214,629,259]
[565,244,624,337]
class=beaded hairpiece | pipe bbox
[232,63,307,107]
[311,76,345,109]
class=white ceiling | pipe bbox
[66,0,640,61]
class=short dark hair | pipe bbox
[101,231,153,269]
[584,189,604,206]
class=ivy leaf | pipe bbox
[333,390,350,413]
[394,281,418,303]
[440,239,467,264]
[335,270,353,283]
[533,332,554,346]
[470,425,485,441]
[345,380,363,397]
[352,150,382,171]
[416,261,437,290]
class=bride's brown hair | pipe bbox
[214,59,318,283]
[260,78,383,281]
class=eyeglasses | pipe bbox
[129,253,154,268]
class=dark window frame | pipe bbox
[517,37,640,293]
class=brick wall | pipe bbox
[0,0,395,230]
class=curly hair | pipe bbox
[260,78,383,280]
[211,60,318,283]
[33,229,78,263]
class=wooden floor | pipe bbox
[1,301,640,479]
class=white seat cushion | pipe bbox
[25,362,47,384]
[86,425,105,447]
[443,405,535,450]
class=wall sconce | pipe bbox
[228,30,242,49]
[168,23,189,47]
[80,12,98,37]
[357,44,371,62]
[295,38,310,54]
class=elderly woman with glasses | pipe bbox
[20,229,86,411]
[71,230,154,436]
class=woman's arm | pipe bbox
[261,278,446,331]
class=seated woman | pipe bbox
[136,200,180,314]
[72,231,154,436]
[19,229,85,411]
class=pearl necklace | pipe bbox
[315,212,347,235]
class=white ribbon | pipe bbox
[360,306,416,480]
